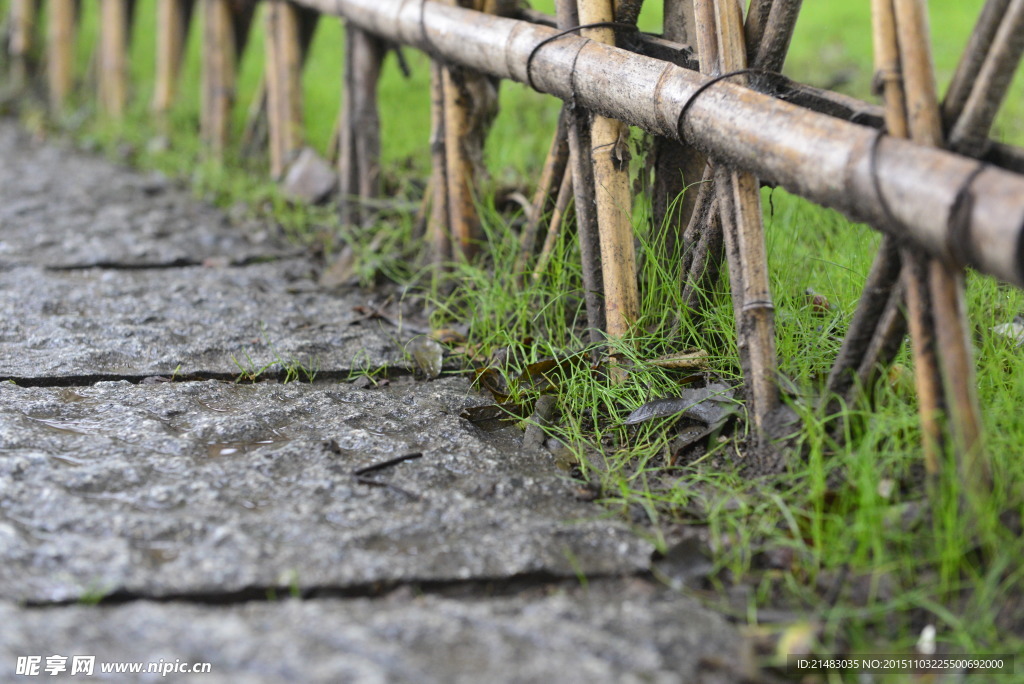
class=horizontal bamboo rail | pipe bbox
[290,0,1024,289]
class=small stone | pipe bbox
[282,147,337,204]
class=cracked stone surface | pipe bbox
[0,125,293,268]
[0,378,650,603]
[0,584,750,683]
[0,119,747,681]
[0,262,409,379]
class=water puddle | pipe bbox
[27,416,102,436]
[205,432,290,458]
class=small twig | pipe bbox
[352,452,424,476]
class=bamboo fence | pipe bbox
[4,0,1024,470]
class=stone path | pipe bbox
[0,123,750,682]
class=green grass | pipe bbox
[4,0,1024,675]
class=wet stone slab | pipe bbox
[0,583,748,683]
[0,123,292,268]
[0,261,409,379]
[0,378,651,603]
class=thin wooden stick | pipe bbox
[712,0,774,440]
[847,280,907,405]
[428,61,452,267]
[515,108,570,279]
[8,0,37,89]
[752,0,803,73]
[945,0,1024,157]
[941,0,1011,134]
[652,0,706,254]
[441,65,481,259]
[99,0,131,117]
[244,10,314,158]
[824,0,912,402]
[556,0,605,348]
[872,0,943,472]
[743,0,773,61]
[531,165,574,281]
[826,236,902,398]
[153,0,194,118]
[895,0,987,474]
[339,22,385,226]
[578,0,639,349]
[678,0,801,318]
[47,0,77,109]
[240,75,269,155]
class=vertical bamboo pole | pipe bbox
[893,0,987,482]
[825,0,912,402]
[8,0,37,88]
[338,23,385,226]
[98,0,131,118]
[428,61,452,267]
[265,0,305,179]
[945,0,1024,156]
[441,66,481,259]
[678,0,801,325]
[556,0,605,347]
[515,109,569,278]
[433,0,499,261]
[872,0,943,473]
[751,0,803,73]
[201,0,239,157]
[46,0,77,110]
[531,166,574,281]
[153,0,194,119]
[695,0,779,442]
[652,0,706,249]
[941,0,1011,133]
[577,0,639,347]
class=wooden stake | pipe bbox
[871,0,943,471]
[98,0,131,117]
[338,22,385,226]
[744,0,774,58]
[890,0,987,477]
[556,0,605,348]
[677,0,801,323]
[751,0,803,73]
[652,0,706,251]
[826,236,902,398]
[516,108,569,278]
[428,61,452,267]
[200,0,255,157]
[8,0,37,89]
[945,0,1024,157]
[941,0,1011,133]
[265,1,308,178]
[154,0,195,119]
[697,0,779,442]
[201,0,238,156]
[47,0,77,110]
[531,166,574,281]
[442,66,480,259]
[577,0,639,346]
